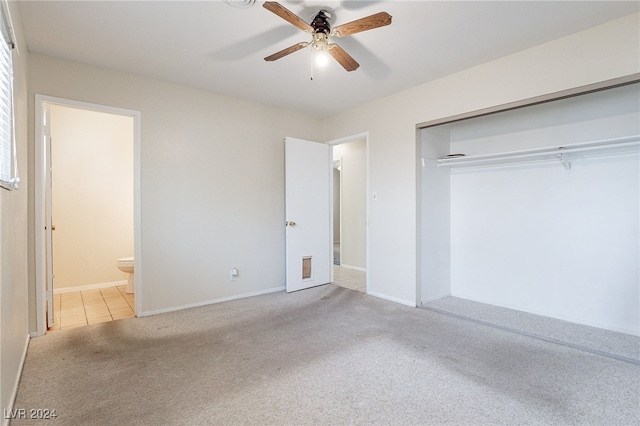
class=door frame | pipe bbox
[327,132,369,292]
[332,158,342,267]
[34,95,142,336]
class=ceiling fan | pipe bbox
[263,1,392,72]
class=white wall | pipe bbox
[50,105,134,289]
[322,13,640,307]
[28,53,323,318]
[1,1,30,422]
[420,126,451,303]
[333,138,366,269]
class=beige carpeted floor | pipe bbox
[11,284,640,425]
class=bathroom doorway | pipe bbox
[330,134,368,293]
[35,96,141,335]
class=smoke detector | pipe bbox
[224,0,256,9]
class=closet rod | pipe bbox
[437,135,639,167]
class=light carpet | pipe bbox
[11,284,640,425]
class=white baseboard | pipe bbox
[368,291,416,307]
[139,286,286,317]
[420,292,451,305]
[53,280,127,294]
[2,334,30,426]
[339,264,366,272]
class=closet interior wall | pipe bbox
[420,83,640,335]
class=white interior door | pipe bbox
[285,137,331,292]
[44,104,54,328]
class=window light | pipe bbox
[0,4,17,190]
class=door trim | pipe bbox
[416,73,640,130]
[327,132,369,293]
[34,95,142,336]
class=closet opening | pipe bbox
[417,77,639,337]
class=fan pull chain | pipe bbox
[310,50,314,81]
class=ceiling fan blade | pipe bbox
[263,2,313,33]
[327,44,359,72]
[330,12,392,37]
[264,42,309,62]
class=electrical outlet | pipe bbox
[230,268,238,281]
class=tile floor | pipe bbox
[332,266,366,293]
[49,285,135,332]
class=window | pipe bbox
[0,4,17,190]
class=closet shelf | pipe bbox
[436,135,640,170]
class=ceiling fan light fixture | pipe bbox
[314,51,329,67]
[224,0,256,9]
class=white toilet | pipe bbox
[116,257,135,294]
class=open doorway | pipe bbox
[35,95,141,336]
[330,134,368,293]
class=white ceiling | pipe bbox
[17,1,640,117]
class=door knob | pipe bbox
[286,221,296,227]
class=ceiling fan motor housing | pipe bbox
[311,10,332,34]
